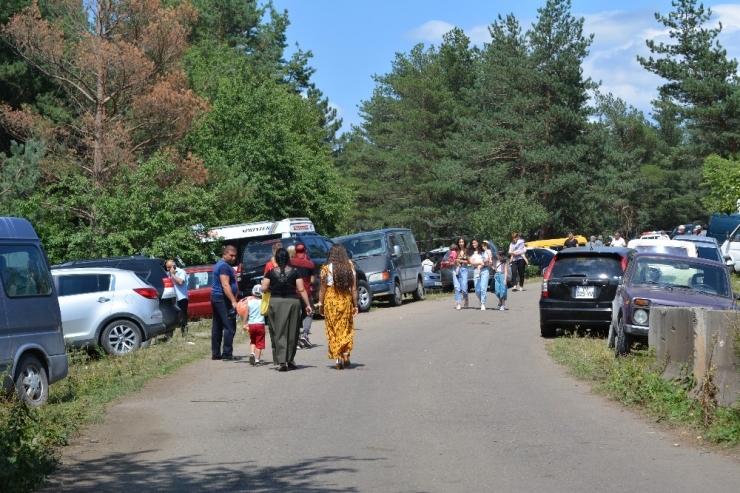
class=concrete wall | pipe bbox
[648,307,740,407]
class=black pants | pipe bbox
[178,298,189,332]
[510,259,526,288]
[211,295,235,358]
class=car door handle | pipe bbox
[97,297,110,303]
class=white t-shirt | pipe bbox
[611,237,626,247]
[247,298,265,324]
[422,259,434,272]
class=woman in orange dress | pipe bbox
[318,244,359,370]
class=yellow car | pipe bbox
[525,236,588,251]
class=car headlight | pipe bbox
[368,272,389,283]
[633,308,649,326]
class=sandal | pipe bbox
[342,353,351,367]
[335,358,344,370]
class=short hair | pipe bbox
[223,245,237,254]
[590,236,596,241]
[272,242,283,255]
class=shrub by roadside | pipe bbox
[0,319,224,492]
[547,334,740,447]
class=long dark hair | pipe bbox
[275,248,290,277]
[327,244,354,292]
[470,238,481,255]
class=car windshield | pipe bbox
[634,245,688,256]
[550,255,624,279]
[630,257,729,296]
[696,246,722,263]
[339,234,385,258]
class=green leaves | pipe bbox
[702,154,740,214]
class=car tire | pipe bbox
[357,280,372,313]
[101,320,142,356]
[14,354,48,407]
[388,281,403,307]
[540,322,556,338]
[615,325,631,357]
[412,277,425,301]
[607,317,618,349]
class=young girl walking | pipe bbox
[494,251,509,311]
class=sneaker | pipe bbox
[254,359,261,366]
[455,303,461,310]
[249,353,255,366]
[480,304,486,311]
[299,335,313,348]
[500,306,508,311]
[463,300,469,308]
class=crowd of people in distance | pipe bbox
[209,243,359,372]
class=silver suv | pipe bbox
[52,267,167,356]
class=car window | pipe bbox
[304,237,328,259]
[241,244,275,268]
[0,245,53,297]
[339,234,385,258]
[57,274,112,296]
[633,245,689,256]
[696,246,722,263]
[631,257,729,296]
[187,271,212,290]
[550,255,624,279]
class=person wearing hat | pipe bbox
[677,225,686,235]
[290,243,315,348]
[245,284,266,366]
[694,224,706,236]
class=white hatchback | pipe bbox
[626,238,698,257]
[52,267,167,355]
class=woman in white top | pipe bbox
[469,238,488,310]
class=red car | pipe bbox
[184,265,214,319]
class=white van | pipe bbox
[626,238,698,257]
[206,218,316,263]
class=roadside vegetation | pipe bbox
[547,334,740,448]
[0,321,224,492]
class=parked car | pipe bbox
[334,228,424,306]
[539,247,632,337]
[0,217,68,407]
[669,224,699,238]
[439,240,498,291]
[525,247,556,275]
[626,238,698,257]
[52,267,166,355]
[184,265,214,319]
[609,253,736,355]
[423,271,442,291]
[52,256,180,334]
[237,234,372,312]
[672,234,723,263]
[707,213,740,243]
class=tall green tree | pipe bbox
[638,0,740,157]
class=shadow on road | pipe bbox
[43,452,376,492]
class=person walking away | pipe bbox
[318,244,359,370]
[596,235,604,246]
[245,285,266,366]
[290,243,315,348]
[166,259,189,338]
[454,237,470,309]
[211,246,238,360]
[508,233,526,291]
[261,248,312,371]
[494,251,509,310]
[422,253,434,273]
[563,232,579,249]
[478,240,493,310]
[611,231,626,247]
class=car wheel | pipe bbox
[101,320,142,356]
[540,323,556,338]
[14,354,48,407]
[615,325,631,357]
[412,277,425,301]
[607,316,618,349]
[388,282,403,307]
[357,280,372,313]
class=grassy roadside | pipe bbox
[547,334,740,448]
[0,319,237,492]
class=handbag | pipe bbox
[260,291,271,316]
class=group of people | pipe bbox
[449,233,528,311]
[208,243,359,372]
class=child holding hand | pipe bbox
[244,284,266,366]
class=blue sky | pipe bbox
[272,1,740,135]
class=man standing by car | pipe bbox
[211,246,238,360]
[611,231,626,247]
[694,225,707,236]
[166,260,189,338]
[290,243,315,348]
[563,232,579,249]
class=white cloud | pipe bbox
[714,4,740,32]
[405,20,455,42]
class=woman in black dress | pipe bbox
[260,248,313,371]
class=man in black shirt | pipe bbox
[563,232,579,249]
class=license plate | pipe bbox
[575,286,595,298]
[434,282,441,286]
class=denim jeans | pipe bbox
[475,267,490,305]
[454,266,469,304]
[494,272,508,301]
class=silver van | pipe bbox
[0,217,68,406]
[333,228,424,306]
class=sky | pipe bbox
[271,0,740,135]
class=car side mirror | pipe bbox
[392,245,402,257]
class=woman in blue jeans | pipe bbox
[453,237,470,309]
[475,240,493,310]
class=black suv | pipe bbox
[52,256,180,333]
[539,247,632,337]
[237,233,372,312]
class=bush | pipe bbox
[524,264,542,279]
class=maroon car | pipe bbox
[609,253,737,355]
[184,265,214,319]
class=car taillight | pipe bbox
[621,257,628,271]
[541,257,557,298]
[236,263,242,278]
[163,277,174,289]
[133,287,159,299]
